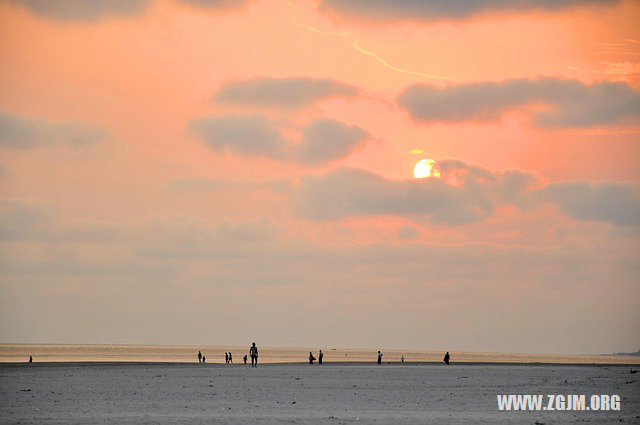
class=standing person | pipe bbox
[377,351,383,364]
[28,356,32,363]
[202,355,206,363]
[198,351,202,363]
[225,352,229,364]
[243,354,247,364]
[444,351,450,365]
[318,350,323,365]
[309,351,316,364]
[250,342,258,367]
[229,352,233,364]
[401,355,405,364]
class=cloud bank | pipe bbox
[293,161,640,226]
[321,0,618,21]
[0,112,107,150]
[398,78,640,127]
[191,114,369,165]
[214,77,358,108]
[542,182,640,227]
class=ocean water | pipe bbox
[1,344,638,364]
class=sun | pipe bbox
[414,159,441,179]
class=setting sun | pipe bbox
[414,159,441,179]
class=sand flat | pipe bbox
[1,363,638,424]
[2,344,639,364]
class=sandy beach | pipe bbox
[1,362,638,424]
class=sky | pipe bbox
[0,0,639,355]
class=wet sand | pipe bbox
[1,362,638,424]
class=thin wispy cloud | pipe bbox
[291,16,452,81]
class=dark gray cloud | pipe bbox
[6,0,250,21]
[191,114,369,165]
[0,112,107,150]
[190,114,287,159]
[398,78,640,127]
[321,0,618,21]
[6,0,149,21]
[214,77,358,108]
[293,161,639,226]
[296,119,369,166]
[177,0,247,8]
[542,182,640,227]
[294,162,533,224]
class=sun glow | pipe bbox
[414,159,441,179]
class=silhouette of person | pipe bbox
[28,356,32,363]
[225,352,229,364]
[250,342,258,367]
[401,355,405,363]
[309,351,316,364]
[377,351,383,364]
[229,352,233,363]
[318,350,323,365]
[198,351,202,363]
[444,351,450,365]
[202,355,206,363]
[243,354,247,364]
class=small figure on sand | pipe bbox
[444,351,450,365]
[318,350,323,365]
[225,352,229,364]
[28,356,33,363]
[377,351,383,364]
[243,354,248,364]
[401,355,405,363]
[229,352,233,363]
[202,355,206,363]
[309,351,316,364]
[198,351,202,363]
[250,342,258,367]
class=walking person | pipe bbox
[309,351,316,364]
[243,354,247,365]
[197,351,202,363]
[229,352,233,364]
[225,352,229,364]
[28,356,32,363]
[318,350,323,365]
[202,355,206,363]
[444,351,450,365]
[250,342,258,367]
[401,355,405,363]
[377,351,383,364]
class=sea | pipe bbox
[1,344,638,364]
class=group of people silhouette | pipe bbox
[308,350,323,364]
[195,345,451,365]
[196,342,259,366]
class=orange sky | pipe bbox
[0,0,639,354]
